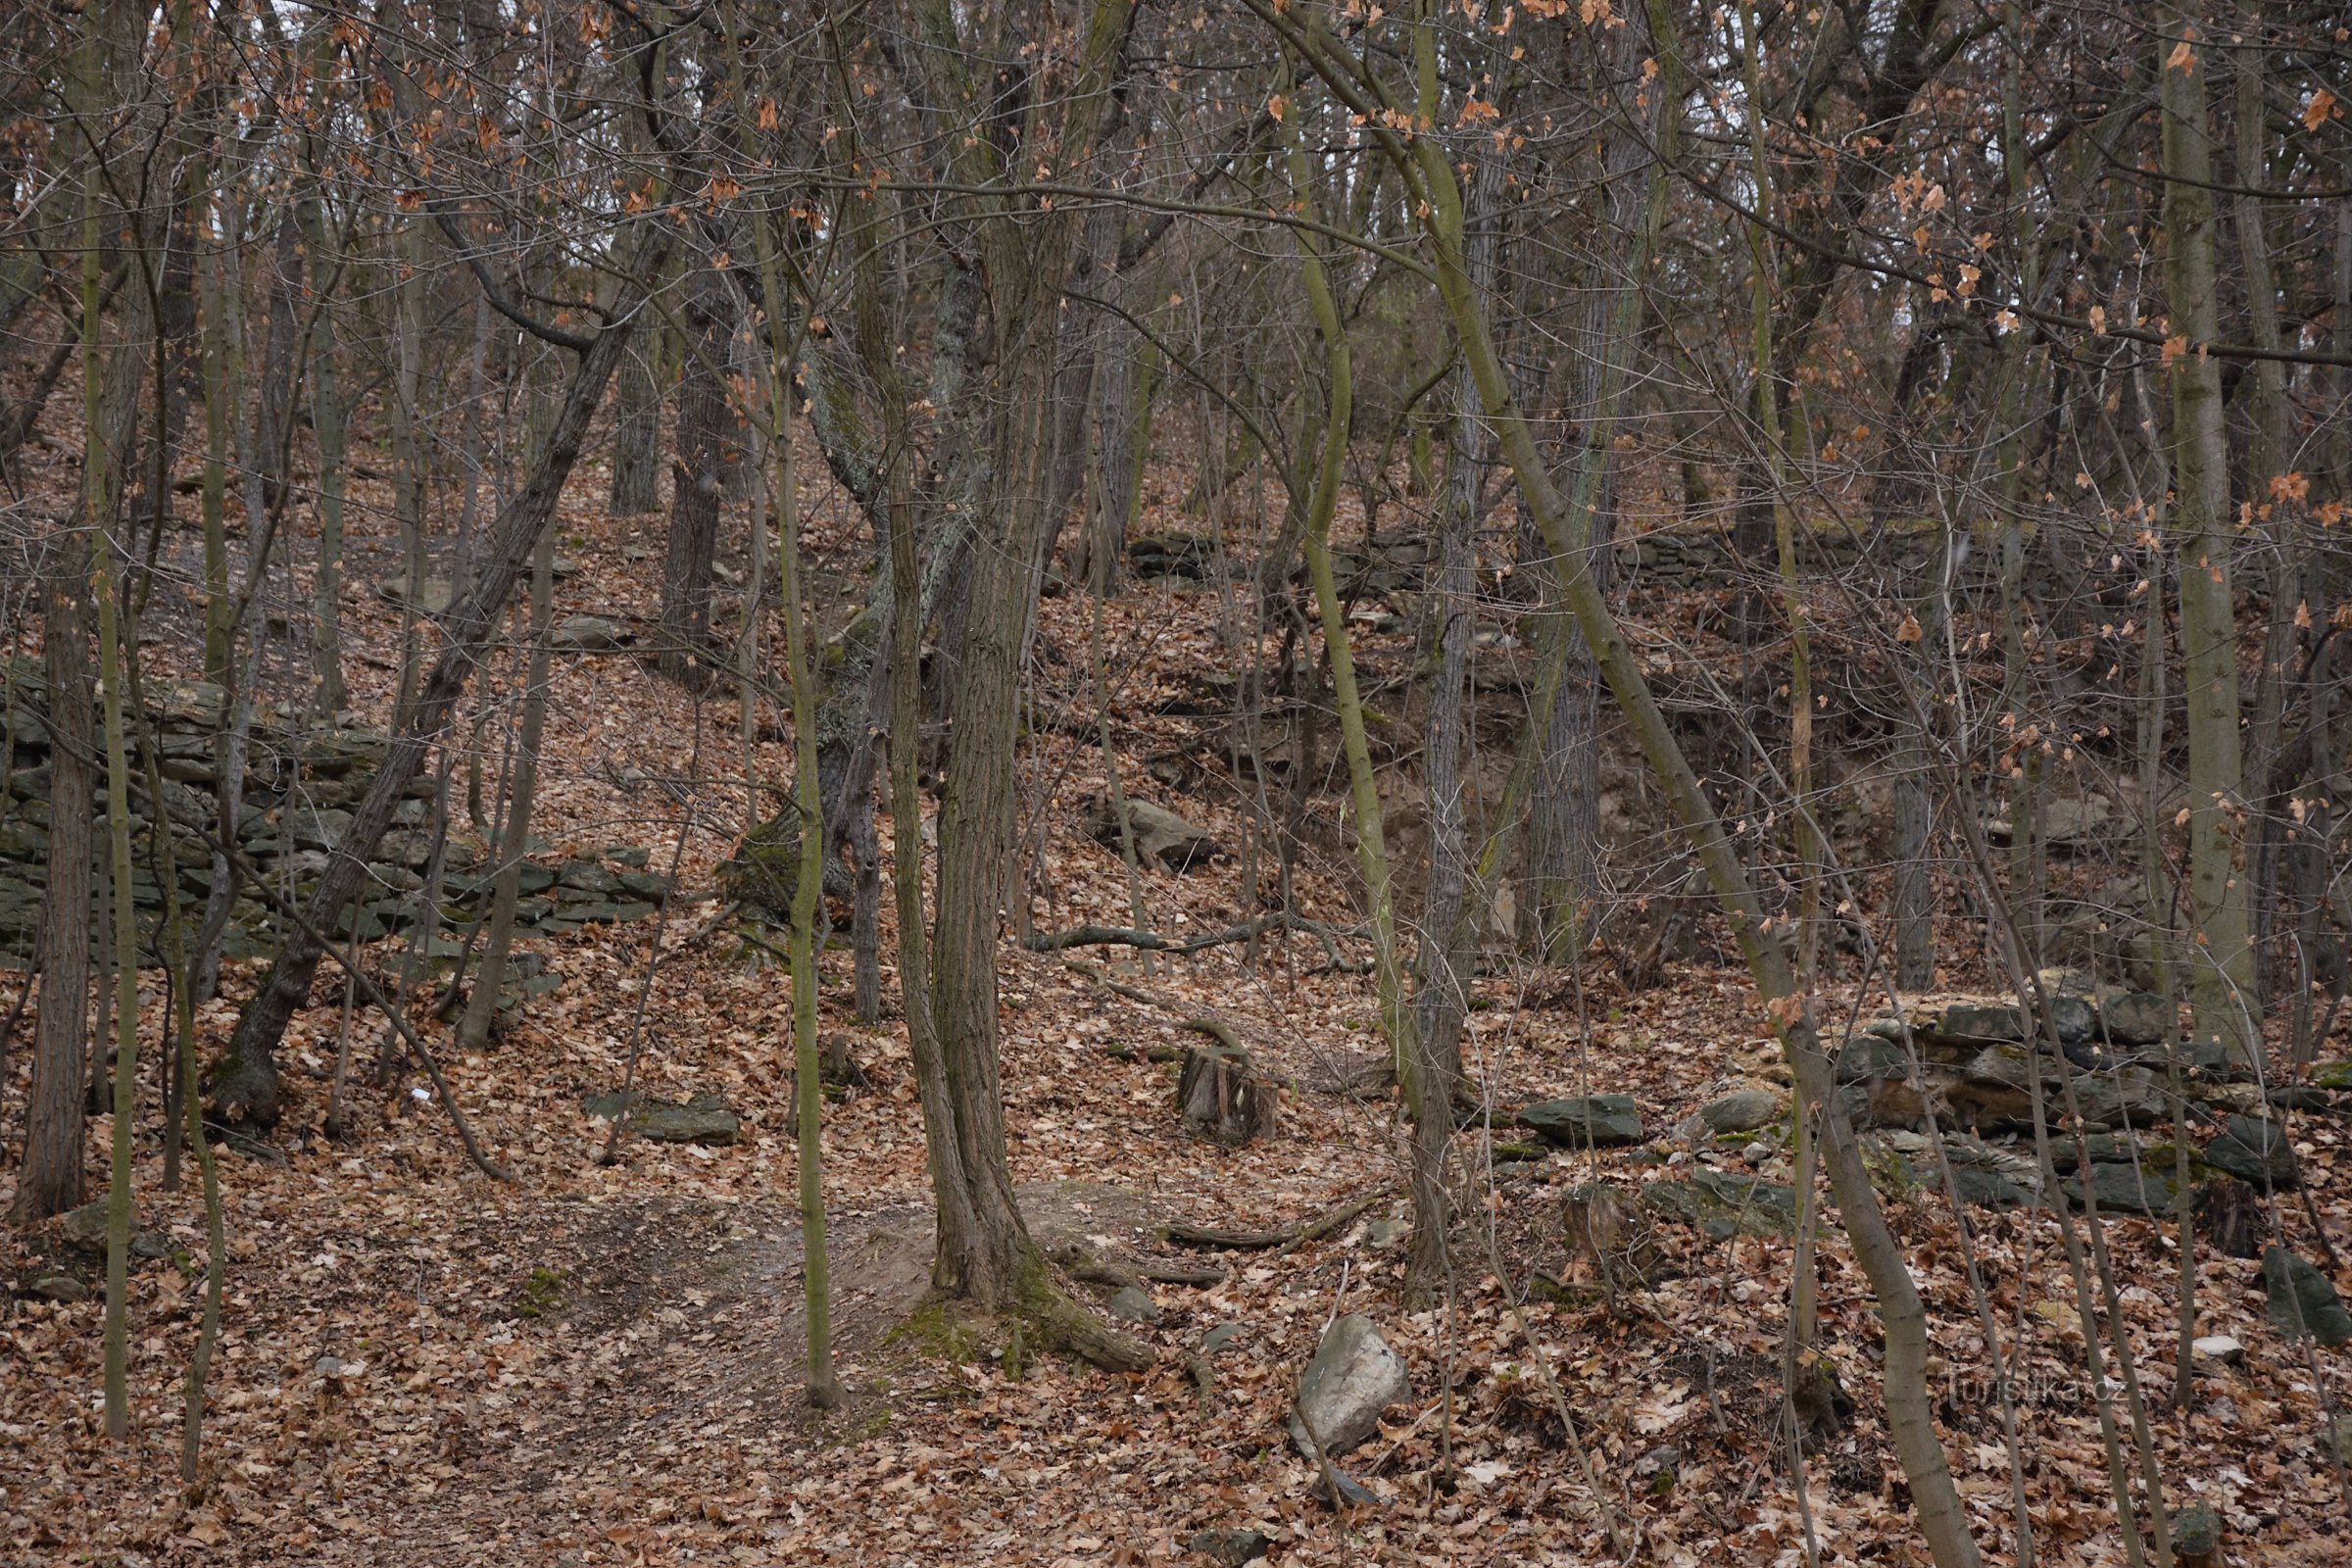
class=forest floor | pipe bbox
[5,420,2352,1566]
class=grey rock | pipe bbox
[1290,1313,1412,1457]
[1187,1527,1270,1565]
[552,614,630,653]
[1106,1286,1163,1325]
[287,806,354,850]
[2048,1132,2142,1174]
[377,828,439,870]
[1200,1322,1248,1356]
[59,1200,110,1250]
[615,869,671,903]
[2098,991,2171,1046]
[1696,1088,1784,1136]
[156,680,226,729]
[1932,1001,2026,1045]
[2262,1247,2352,1346]
[2204,1116,2297,1190]
[299,729,389,779]
[1518,1094,1644,1148]
[558,861,622,896]
[2063,1158,2184,1215]
[1948,1165,2041,1209]
[2169,1501,2220,1562]
[1836,1033,1911,1085]
[377,574,454,614]
[1642,1168,1798,1238]
[2048,994,2097,1045]
[1088,796,1220,872]
[27,1274,89,1304]
[580,1091,739,1147]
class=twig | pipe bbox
[1061,956,1261,1057]
[600,695,707,1166]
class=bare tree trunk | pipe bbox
[1529,12,1657,959]
[610,325,662,515]
[1412,147,1498,1097]
[307,243,349,714]
[659,265,729,682]
[12,550,93,1223]
[93,469,143,1442]
[1892,558,1941,992]
[876,0,1150,1372]
[458,527,555,1050]
[2159,0,2258,1064]
[2232,36,2295,1010]
[1280,70,1445,1304]
[255,213,301,511]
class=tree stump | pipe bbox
[1178,1041,1278,1146]
[2197,1178,2269,1259]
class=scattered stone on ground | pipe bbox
[2262,1247,2352,1346]
[580,1091,740,1147]
[1518,1094,1644,1149]
[1290,1313,1412,1458]
[1642,1167,1799,1239]
[2202,1115,2298,1190]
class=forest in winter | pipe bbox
[3,0,2352,1560]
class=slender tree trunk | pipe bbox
[13,553,94,1223]
[610,329,662,515]
[459,528,555,1050]
[1529,10,1657,959]
[1280,63,1446,1302]
[94,490,143,1443]
[308,264,349,714]
[659,264,729,682]
[255,214,301,510]
[2232,38,2295,1008]
[1412,147,1497,1097]
[2159,0,2258,1064]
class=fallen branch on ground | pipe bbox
[1164,1190,1386,1253]
[1062,958,1257,1058]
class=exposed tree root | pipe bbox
[1164,1190,1386,1254]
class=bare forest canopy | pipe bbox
[4,0,2352,1562]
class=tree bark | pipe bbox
[610,329,662,515]
[12,551,93,1223]
[2159,0,2259,1063]
[659,263,730,682]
